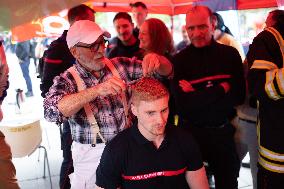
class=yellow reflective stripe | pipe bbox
[276,69,284,95]
[266,27,284,64]
[251,60,278,70]
[256,106,260,146]
[265,70,281,100]
[259,156,284,173]
[266,27,284,46]
[259,145,284,162]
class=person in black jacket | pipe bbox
[15,40,33,97]
[130,1,148,38]
[106,12,144,59]
[172,6,245,189]
[247,9,284,189]
[40,4,95,189]
[176,25,191,54]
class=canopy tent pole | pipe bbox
[170,15,174,36]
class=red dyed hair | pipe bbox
[131,77,169,105]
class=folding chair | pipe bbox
[0,120,52,189]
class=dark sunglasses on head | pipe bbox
[75,38,109,52]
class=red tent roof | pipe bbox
[0,0,278,41]
[0,0,278,30]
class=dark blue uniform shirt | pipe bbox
[96,124,203,189]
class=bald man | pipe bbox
[172,6,246,189]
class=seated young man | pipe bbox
[95,77,209,189]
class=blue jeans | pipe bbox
[19,58,32,92]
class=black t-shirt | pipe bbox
[133,27,139,39]
[96,124,203,189]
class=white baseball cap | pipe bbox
[66,20,110,49]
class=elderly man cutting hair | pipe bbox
[44,20,172,189]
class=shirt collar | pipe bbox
[117,36,140,49]
[190,37,217,50]
[130,121,149,145]
[130,121,171,146]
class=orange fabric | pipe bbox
[11,14,69,42]
[88,0,277,15]
[4,0,278,42]
[88,0,196,15]
[11,22,43,42]
[238,0,277,10]
[0,0,86,30]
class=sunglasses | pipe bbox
[75,38,109,52]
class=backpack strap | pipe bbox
[104,58,130,128]
[68,67,106,144]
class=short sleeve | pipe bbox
[96,143,123,188]
[177,128,204,171]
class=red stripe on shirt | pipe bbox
[44,58,63,64]
[122,167,187,181]
[189,74,231,84]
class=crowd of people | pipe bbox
[0,2,284,189]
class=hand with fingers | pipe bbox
[96,77,126,97]
[179,80,195,93]
[142,53,161,77]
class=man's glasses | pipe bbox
[75,38,109,52]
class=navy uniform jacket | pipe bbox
[96,124,203,189]
[247,25,284,173]
[172,40,245,128]
[40,30,75,97]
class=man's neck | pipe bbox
[78,62,101,78]
[121,35,137,46]
[214,29,223,41]
[139,127,165,149]
[152,135,165,149]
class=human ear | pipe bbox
[211,16,217,30]
[70,47,78,58]
[131,103,138,116]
